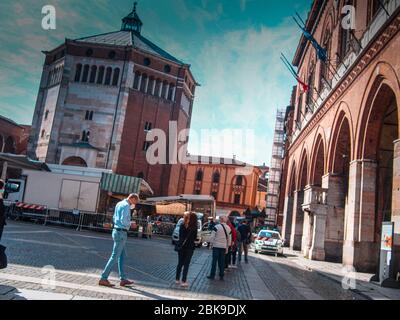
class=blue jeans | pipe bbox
[209,248,226,279]
[101,230,128,280]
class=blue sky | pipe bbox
[0,0,312,166]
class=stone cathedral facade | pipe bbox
[28,4,197,196]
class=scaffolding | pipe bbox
[265,109,285,225]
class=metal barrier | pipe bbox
[5,204,178,239]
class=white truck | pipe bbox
[4,164,111,218]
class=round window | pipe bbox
[108,51,116,59]
[86,48,93,57]
[144,58,151,66]
[164,65,171,73]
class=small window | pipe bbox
[97,66,105,84]
[164,65,171,73]
[144,58,151,66]
[86,48,93,57]
[108,51,116,59]
[144,122,152,131]
[89,65,97,83]
[104,67,112,85]
[142,141,151,151]
[234,194,241,205]
[89,111,94,121]
[82,65,90,83]
[74,64,82,82]
[112,68,120,86]
[81,130,90,142]
[44,110,49,120]
[133,71,141,89]
[41,130,45,138]
[236,175,243,186]
[196,170,203,182]
[212,172,220,184]
[140,74,148,92]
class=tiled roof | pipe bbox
[75,30,183,64]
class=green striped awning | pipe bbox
[100,173,143,195]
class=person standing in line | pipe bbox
[175,212,198,288]
[226,217,238,269]
[99,193,139,288]
[237,219,251,264]
[146,216,153,239]
[207,216,231,281]
[225,218,237,269]
[0,180,6,241]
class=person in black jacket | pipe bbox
[175,211,198,288]
[0,180,6,241]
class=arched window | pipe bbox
[41,130,45,138]
[161,81,168,98]
[82,65,90,83]
[62,157,87,167]
[368,0,381,23]
[90,111,94,121]
[168,84,175,101]
[140,74,148,92]
[112,68,120,86]
[4,136,16,154]
[81,131,90,142]
[212,171,220,184]
[45,110,49,120]
[97,66,105,84]
[196,170,203,182]
[155,79,162,96]
[104,67,112,85]
[339,0,354,61]
[133,71,141,89]
[74,64,82,82]
[234,194,241,205]
[89,65,97,83]
[147,77,155,95]
[235,175,243,186]
[319,29,331,92]
[306,62,315,110]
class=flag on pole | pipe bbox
[293,14,327,62]
[280,53,309,93]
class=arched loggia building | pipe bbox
[280,0,400,274]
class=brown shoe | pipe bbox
[99,279,115,287]
[120,279,134,287]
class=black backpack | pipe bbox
[0,245,7,269]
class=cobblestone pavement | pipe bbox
[0,221,369,300]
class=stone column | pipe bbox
[158,82,163,97]
[282,196,294,245]
[151,80,156,95]
[308,210,327,261]
[343,159,378,272]
[290,190,305,251]
[322,173,346,262]
[391,139,400,277]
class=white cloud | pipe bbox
[187,19,299,166]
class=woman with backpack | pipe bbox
[175,212,198,288]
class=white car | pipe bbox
[172,218,202,247]
[254,230,284,256]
